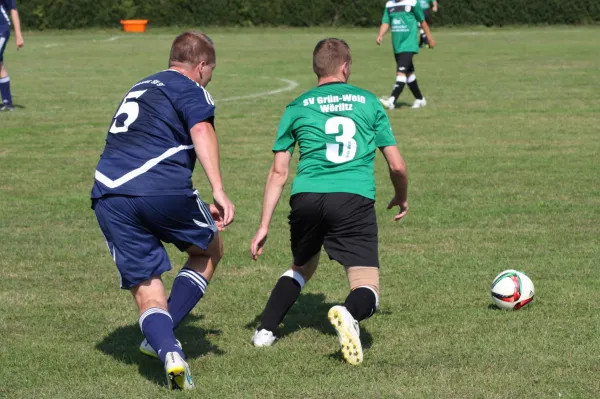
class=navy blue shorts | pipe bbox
[93,191,217,289]
[0,29,9,62]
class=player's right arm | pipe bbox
[250,150,292,260]
[377,5,391,45]
[250,106,296,260]
[10,3,24,49]
[191,121,235,227]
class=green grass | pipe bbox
[1,26,600,398]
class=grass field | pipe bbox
[1,26,600,398]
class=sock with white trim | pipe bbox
[0,76,12,105]
[258,270,305,335]
[168,268,208,329]
[344,287,379,322]
[391,75,407,103]
[139,307,184,363]
[407,74,424,100]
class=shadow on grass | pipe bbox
[245,292,374,351]
[96,314,224,386]
[487,304,534,311]
[394,101,413,109]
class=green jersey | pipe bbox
[272,82,397,200]
[419,0,434,11]
[382,0,425,54]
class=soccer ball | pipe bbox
[490,269,535,310]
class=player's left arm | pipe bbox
[10,3,24,49]
[432,0,439,12]
[421,21,435,48]
[250,150,292,260]
[414,4,435,48]
[191,121,235,227]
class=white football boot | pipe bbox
[139,338,182,359]
[411,97,427,108]
[328,305,363,365]
[251,329,277,347]
[379,96,395,110]
[164,351,194,390]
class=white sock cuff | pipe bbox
[139,307,172,330]
[396,75,407,83]
[0,76,10,83]
[407,74,417,83]
[359,286,380,310]
[281,269,305,289]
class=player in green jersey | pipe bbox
[419,0,438,47]
[249,38,409,365]
[377,0,436,110]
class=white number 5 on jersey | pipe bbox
[325,116,357,163]
[109,89,147,134]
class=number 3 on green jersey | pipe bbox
[325,117,356,163]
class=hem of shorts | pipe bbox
[394,50,418,55]
[119,270,172,290]
[344,263,380,268]
[290,189,375,201]
[91,189,195,200]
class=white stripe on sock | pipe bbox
[178,270,207,292]
[396,75,407,83]
[281,269,305,289]
[139,307,172,330]
[407,74,417,83]
[0,76,10,84]
[179,269,207,287]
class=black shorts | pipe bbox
[288,193,379,268]
[424,8,433,25]
[395,52,415,74]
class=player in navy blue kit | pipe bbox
[92,32,235,390]
[0,0,23,111]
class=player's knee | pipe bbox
[291,264,314,283]
[347,266,380,310]
[292,252,320,282]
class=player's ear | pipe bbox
[341,62,351,82]
[196,61,206,82]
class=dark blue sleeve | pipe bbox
[7,0,16,10]
[176,84,216,131]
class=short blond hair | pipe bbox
[169,31,216,66]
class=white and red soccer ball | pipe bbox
[490,269,535,310]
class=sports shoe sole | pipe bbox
[328,307,363,365]
[166,364,187,390]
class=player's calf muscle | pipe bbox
[131,277,168,315]
[347,266,380,294]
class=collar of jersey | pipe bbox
[163,69,204,88]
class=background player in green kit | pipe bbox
[377,0,436,110]
[249,38,409,365]
[419,0,438,47]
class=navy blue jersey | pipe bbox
[0,0,15,29]
[91,70,215,199]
